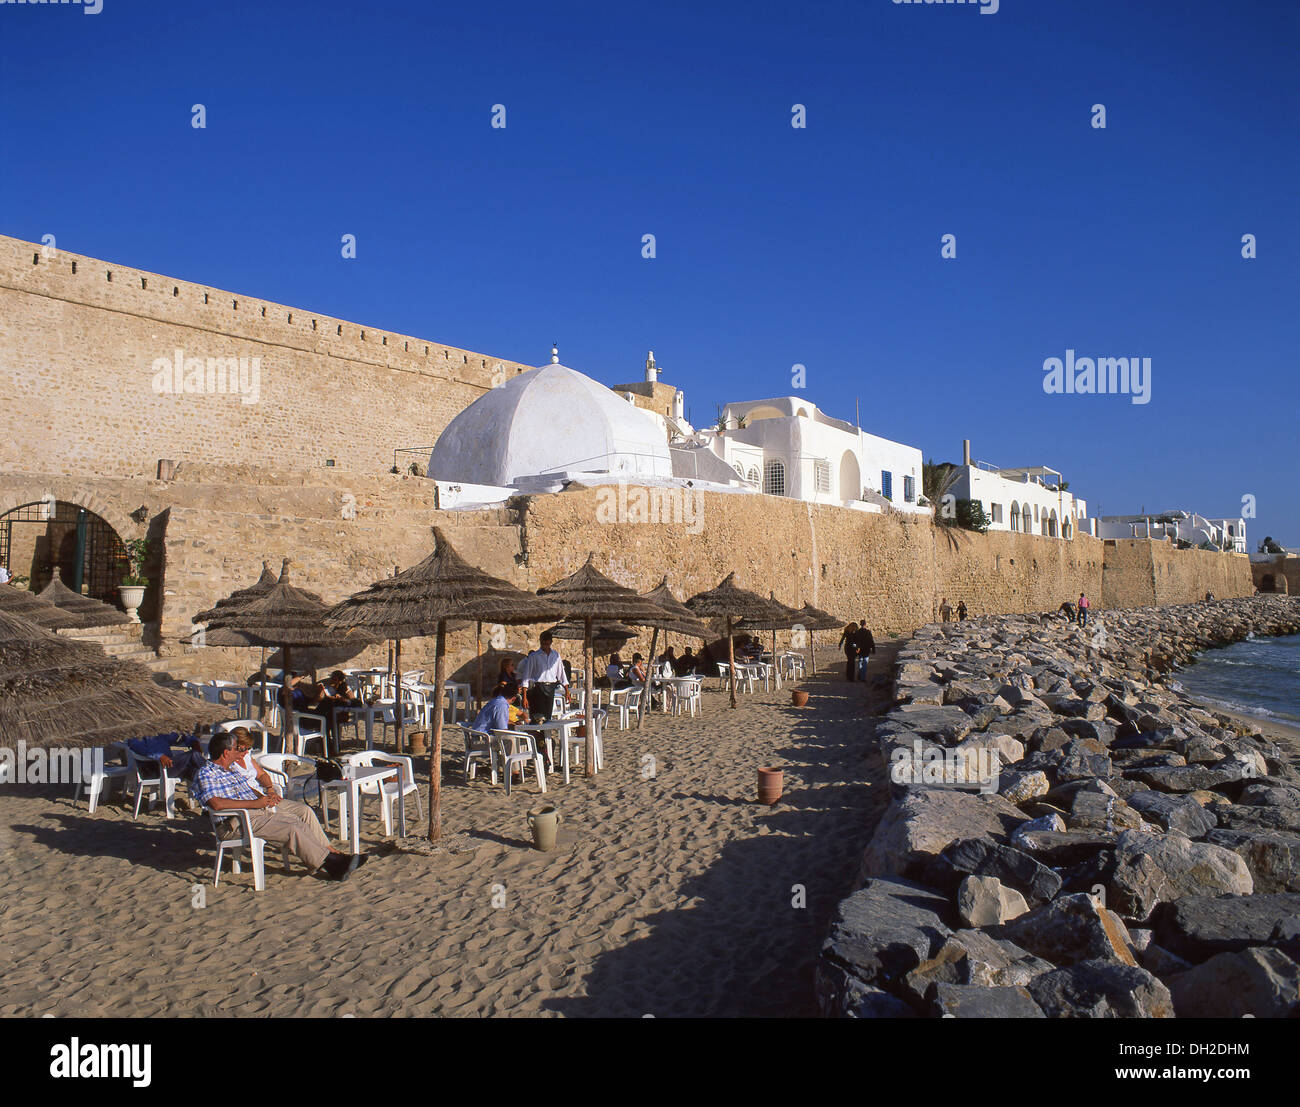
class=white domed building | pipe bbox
[429,357,675,495]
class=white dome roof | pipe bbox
[429,363,673,486]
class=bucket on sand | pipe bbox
[527,804,562,851]
[757,766,784,806]
[790,689,809,708]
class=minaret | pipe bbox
[551,343,560,364]
[645,350,658,383]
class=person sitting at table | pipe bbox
[518,631,569,724]
[192,732,364,882]
[497,656,518,684]
[606,653,628,688]
[629,653,648,683]
[657,645,677,670]
[672,647,698,676]
[471,679,519,736]
[126,731,206,781]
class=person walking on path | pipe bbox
[1078,592,1090,627]
[838,621,861,682]
[956,601,968,621]
[852,620,876,680]
[939,598,953,623]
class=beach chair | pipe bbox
[490,730,548,796]
[205,803,289,892]
[291,711,330,758]
[215,719,271,754]
[715,662,730,691]
[254,752,319,804]
[456,725,497,784]
[125,748,178,819]
[559,708,606,774]
[671,678,702,718]
[608,686,641,730]
[339,751,421,837]
[74,749,131,814]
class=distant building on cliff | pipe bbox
[948,440,1092,539]
[1098,510,1246,553]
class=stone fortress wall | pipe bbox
[0,233,1255,684]
[0,234,535,477]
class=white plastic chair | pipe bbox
[671,678,702,718]
[182,680,206,700]
[457,725,497,784]
[75,749,131,814]
[715,662,731,691]
[292,711,330,758]
[253,752,319,803]
[338,751,421,837]
[125,748,178,819]
[491,730,548,796]
[376,692,423,748]
[205,804,289,892]
[609,686,641,730]
[560,709,606,774]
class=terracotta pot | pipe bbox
[757,766,783,806]
[791,689,809,708]
[408,731,428,755]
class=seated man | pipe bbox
[471,680,518,735]
[127,731,206,780]
[672,647,697,676]
[191,732,364,882]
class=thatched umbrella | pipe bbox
[537,556,685,776]
[686,573,790,708]
[0,609,231,748]
[738,591,807,687]
[324,527,562,840]
[637,577,709,730]
[204,562,373,750]
[796,601,843,676]
[192,559,282,625]
[0,583,81,632]
[545,620,637,654]
[37,571,130,629]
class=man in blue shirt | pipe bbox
[126,732,206,779]
[471,680,518,735]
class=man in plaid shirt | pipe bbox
[192,732,364,881]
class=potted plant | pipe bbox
[119,537,151,622]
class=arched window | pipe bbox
[746,466,760,485]
[1047,509,1059,538]
[763,459,786,497]
[1062,516,1073,539]
[1010,502,1021,532]
[838,451,861,502]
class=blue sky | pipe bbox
[2,0,1296,544]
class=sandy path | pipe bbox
[0,647,896,1018]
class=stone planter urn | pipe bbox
[119,585,146,623]
[757,766,783,806]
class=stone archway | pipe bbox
[0,499,131,604]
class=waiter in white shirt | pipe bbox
[517,631,569,725]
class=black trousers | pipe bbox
[845,650,859,681]
[527,682,558,723]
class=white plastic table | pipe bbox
[520,716,594,784]
[334,703,388,748]
[322,763,404,854]
[657,676,703,715]
[208,680,253,715]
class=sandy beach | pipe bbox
[0,647,897,1018]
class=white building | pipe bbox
[1098,511,1246,552]
[949,442,1091,538]
[689,396,927,513]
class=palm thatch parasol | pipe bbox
[538,556,687,776]
[37,571,130,629]
[738,591,807,687]
[796,601,844,676]
[191,559,283,625]
[637,577,710,730]
[0,609,231,748]
[0,583,81,632]
[685,573,790,708]
[324,527,562,841]
[545,620,637,653]
[204,562,373,749]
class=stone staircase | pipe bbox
[56,621,180,680]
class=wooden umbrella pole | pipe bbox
[475,620,484,712]
[808,629,815,678]
[638,625,659,730]
[282,644,294,753]
[584,616,595,777]
[772,628,778,688]
[727,617,737,709]
[428,618,447,841]
[395,636,404,754]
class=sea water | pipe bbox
[1178,633,1300,726]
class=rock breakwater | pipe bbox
[818,595,1300,1018]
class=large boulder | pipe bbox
[1166,947,1300,1018]
[922,838,1063,904]
[928,983,1045,1018]
[1205,830,1300,893]
[817,878,952,1014]
[1027,960,1175,1018]
[862,789,1024,879]
[1151,893,1300,963]
[998,893,1138,967]
[1128,763,1247,793]
[957,875,1029,927]
[1106,831,1253,920]
[1126,790,1216,838]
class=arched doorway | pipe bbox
[0,501,129,606]
[838,451,861,502]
